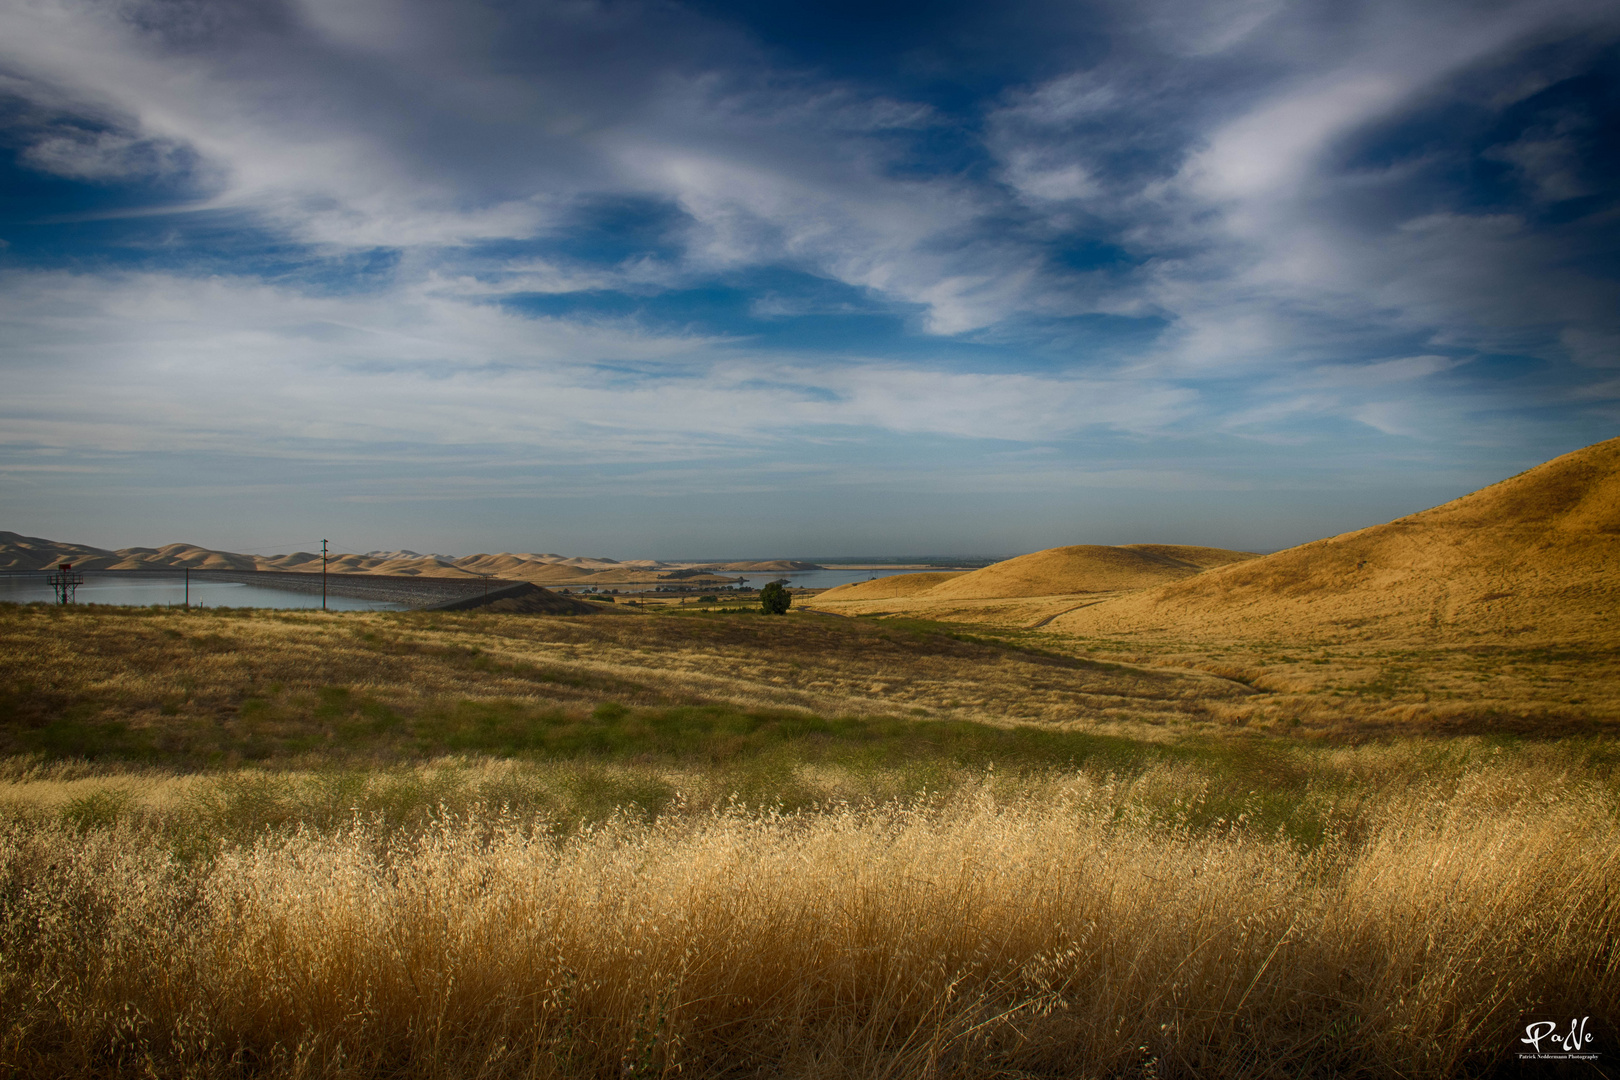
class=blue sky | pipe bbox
[1,0,1616,558]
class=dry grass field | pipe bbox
[1,597,1618,1078]
[804,438,1620,739]
[4,440,1619,1077]
[2,756,1616,1080]
[812,438,1620,653]
[0,605,1262,761]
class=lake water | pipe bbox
[0,566,969,607]
[0,573,407,611]
[722,567,967,590]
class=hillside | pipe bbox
[0,531,116,570]
[1052,437,1620,643]
[817,572,964,601]
[919,544,1259,601]
[0,534,782,586]
[430,583,608,614]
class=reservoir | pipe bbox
[725,567,970,591]
[0,572,408,611]
[0,564,982,608]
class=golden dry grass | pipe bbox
[809,438,1620,658]
[817,573,966,601]
[917,545,1257,602]
[798,440,1620,735]
[1051,634,1620,738]
[755,611,1620,739]
[805,590,1129,628]
[0,605,1265,761]
[500,562,602,583]
[1052,437,1620,644]
[6,600,1619,764]
[7,438,1620,1080]
[1,761,1615,1079]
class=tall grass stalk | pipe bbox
[0,767,1615,1079]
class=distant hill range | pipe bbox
[0,537,804,587]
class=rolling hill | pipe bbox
[1051,437,1620,643]
[913,544,1257,601]
[0,532,117,571]
[0,535,750,586]
[816,572,966,601]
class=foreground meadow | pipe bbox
[1,603,1617,1078]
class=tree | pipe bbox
[759,580,791,615]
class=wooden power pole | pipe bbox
[322,539,328,611]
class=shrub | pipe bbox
[760,581,791,615]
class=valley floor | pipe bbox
[2,601,1617,1078]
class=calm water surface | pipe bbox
[0,573,407,611]
[0,566,965,606]
[726,567,966,590]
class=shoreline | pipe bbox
[0,567,512,609]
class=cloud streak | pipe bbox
[0,0,1616,552]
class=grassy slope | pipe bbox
[816,571,964,600]
[0,604,1263,766]
[4,602,1619,1079]
[3,748,1616,1079]
[5,603,1619,768]
[918,544,1242,600]
[1053,436,1620,643]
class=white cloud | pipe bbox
[0,271,1195,459]
[1349,401,1432,438]
[20,127,187,180]
[1312,355,1462,387]
[0,0,1617,454]
[1187,74,1405,206]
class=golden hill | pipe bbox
[432,582,607,614]
[88,543,262,572]
[507,563,602,583]
[361,557,482,578]
[1052,437,1620,643]
[818,572,965,601]
[452,554,587,580]
[922,544,1260,601]
[1117,544,1263,569]
[0,533,754,586]
[0,536,577,580]
[0,531,115,571]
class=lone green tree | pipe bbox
[759,580,791,615]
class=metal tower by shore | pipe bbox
[48,562,84,604]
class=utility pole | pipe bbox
[185,566,190,609]
[322,539,328,611]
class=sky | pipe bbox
[1,0,1617,559]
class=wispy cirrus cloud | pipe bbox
[1,0,1617,553]
[0,270,1192,457]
